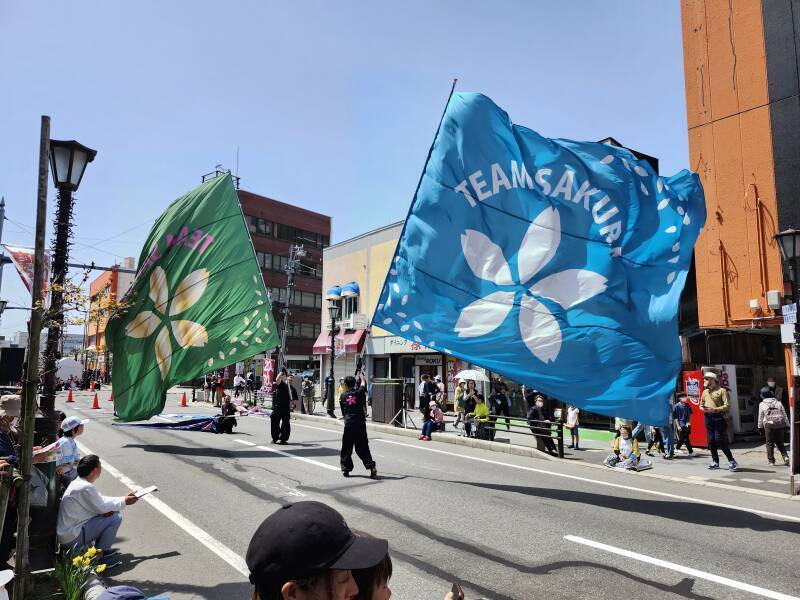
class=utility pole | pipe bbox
[0,197,6,298]
[277,243,306,372]
[14,116,50,599]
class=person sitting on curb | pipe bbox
[604,425,640,469]
[467,395,490,440]
[57,455,139,568]
[246,501,388,600]
[56,416,89,484]
[431,401,445,432]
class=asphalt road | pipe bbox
[57,391,800,600]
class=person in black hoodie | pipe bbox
[270,369,292,444]
[340,372,378,479]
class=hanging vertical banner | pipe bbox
[3,245,50,304]
[262,358,275,395]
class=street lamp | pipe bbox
[40,139,97,434]
[775,229,800,494]
[326,300,341,417]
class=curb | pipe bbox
[290,413,798,500]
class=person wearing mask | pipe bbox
[757,386,790,466]
[56,416,89,483]
[339,373,378,478]
[462,380,479,437]
[489,383,512,436]
[528,394,557,455]
[431,401,445,432]
[302,377,314,414]
[57,455,139,567]
[700,371,737,471]
[419,399,434,441]
[453,380,466,429]
[467,394,491,440]
[566,405,580,450]
[673,393,695,456]
[270,369,292,445]
[605,425,640,468]
[246,501,388,600]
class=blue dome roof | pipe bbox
[325,286,342,300]
[340,282,360,297]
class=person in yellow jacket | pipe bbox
[605,425,640,468]
[467,395,490,439]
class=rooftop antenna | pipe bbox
[236,146,240,178]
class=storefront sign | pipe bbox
[415,355,442,366]
[383,336,432,354]
[783,303,797,324]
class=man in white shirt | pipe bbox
[57,455,139,562]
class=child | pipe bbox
[566,405,579,449]
[604,425,640,468]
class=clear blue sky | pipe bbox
[0,0,686,337]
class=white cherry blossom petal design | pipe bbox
[519,295,562,364]
[171,320,209,348]
[518,207,560,284]
[149,267,169,314]
[125,311,160,338]
[154,326,172,380]
[460,230,514,286]
[169,269,210,316]
[455,291,515,338]
[528,269,608,310]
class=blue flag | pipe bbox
[373,93,705,425]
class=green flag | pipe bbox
[107,174,279,421]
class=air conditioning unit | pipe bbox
[337,314,368,330]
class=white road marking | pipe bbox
[233,439,257,447]
[294,423,344,435]
[75,440,249,577]
[769,479,789,485]
[565,535,799,600]
[738,477,763,484]
[375,439,800,523]
[254,445,339,471]
[687,475,709,481]
[154,415,176,423]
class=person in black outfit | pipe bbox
[270,369,292,444]
[489,382,512,441]
[218,395,238,434]
[463,380,479,437]
[527,392,557,455]
[339,373,378,479]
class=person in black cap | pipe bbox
[246,501,388,600]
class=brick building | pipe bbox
[679,1,800,434]
[238,190,331,372]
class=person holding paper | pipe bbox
[58,455,139,566]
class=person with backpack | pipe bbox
[757,386,790,466]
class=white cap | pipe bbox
[703,371,718,380]
[429,400,437,407]
[61,416,89,432]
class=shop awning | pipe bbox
[312,329,367,355]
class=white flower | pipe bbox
[454,207,607,363]
[124,266,210,380]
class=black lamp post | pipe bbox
[40,140,96,431]
[326,302,340,417]
[775,229,800,494]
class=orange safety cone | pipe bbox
[91,393,100,409]
[109,392,114,402]
[181,392,187,407]
[66,389,74,403]
[90,381,95,392]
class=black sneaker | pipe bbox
[342,471,350,478]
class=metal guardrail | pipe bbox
[446,412,565,458]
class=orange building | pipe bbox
[680,1,800,433]
[85,258,135,379]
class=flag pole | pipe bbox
[369,78,457,331]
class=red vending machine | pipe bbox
[682,370,708,447]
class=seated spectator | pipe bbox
[218,395,238,434]
[57,455,139,566]
[431,401,445,432]
[467,395,490,439]
[604,425,641,468]
[56,416,88,484]
[246,501,388,600]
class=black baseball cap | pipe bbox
[246,501,388,593]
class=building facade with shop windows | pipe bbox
[239,189,331,374]
[316,222,494,409]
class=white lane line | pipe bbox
[738,477,763,484]
[75,440,249,577]
[565,535,799,600]
[374,439,800,523]
[233,439,257,447]
[154,415,176,423]
[293,423,343,435]
[769,479,789,485]
[687,475,709,481]
[254,445,339,471]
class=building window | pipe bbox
[342,296,359,320]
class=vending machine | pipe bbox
[682,370,707,447]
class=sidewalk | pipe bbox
[293,400,795,497]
